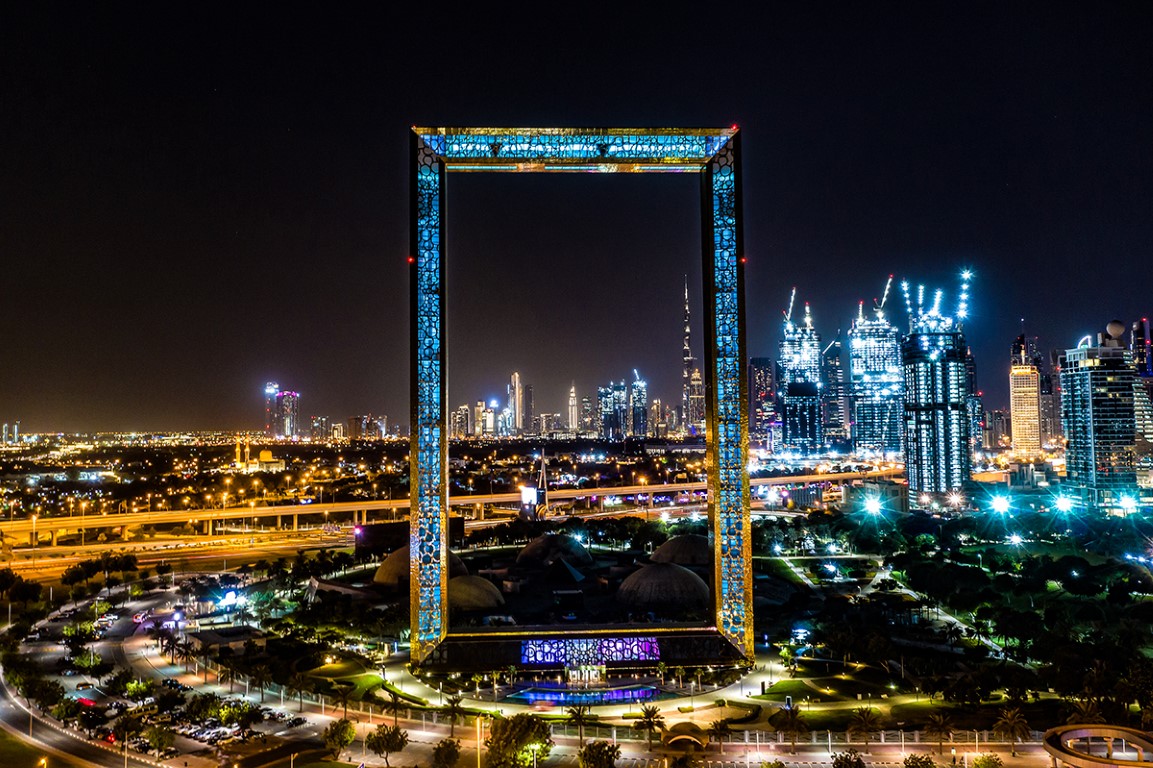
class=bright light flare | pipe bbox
[864,498,882,515]
[1054,496,1073,513]
[991,496,1010,514]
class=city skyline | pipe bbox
[2,6,1152,431]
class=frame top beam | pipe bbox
[412,126,738,172]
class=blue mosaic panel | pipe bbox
[521,637,661,666]
[410,127,751,664]
[411,136,448,661]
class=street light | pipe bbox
[991,496,1010,515]
[864,498,881,516]
[1054,496,1073,513]
[1121,495,1138,515]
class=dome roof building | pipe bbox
[373,545,468,587]
[516,533,594,568]
[617,563,710,611]
[448,575,505,611]
[651,534,711,566]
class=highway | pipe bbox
[0,468,902,543]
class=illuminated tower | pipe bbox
[681,276,696,432]
[1009,334,1042,455]
[1132,319,1153,442]
[274,390,300,439]
[778,291,823,453]
[1061,321,1139,513]
[821,333,850,443]
[629,371,648,438]
[848,279,904,456]
[264,382,280,436]
[748,357,777,441]
[508,372,523,434]
[687,369,705,432]
[567,384,578,431]
[900,274,972,502]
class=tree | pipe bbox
[144,725,175,758]
[633,705,665,752]
[485,713,554,768]
[323,718,356,759]
[579,740,621,768]
[367,724,410,767]
[924,712,955,754]
[1065,699,1105,725]
[51,698,82,724]
[707,719,731,754]
[249,663,271,703]
[972,755,1003,768]
[992,707,1030,756]
[286,672,310,713]
[381,687,405,726]
[903,754,937,768]
[443,694,466,737]
[832,749,866,768]
[771,705,808,754]
[433,737,463,768]
[331,683,355,719]
[848,707,883,751]
[567,705,595,746]
[112,714,145,744]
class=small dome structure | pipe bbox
[651,534,711,566]
[448,575,505,611]
[617,563,710,611]
[373,545,467,586]
[516,533,593,567]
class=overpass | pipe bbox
[1042,724,1153,768]
[0,468,902,546]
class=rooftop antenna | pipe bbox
[803,302,813,329]
[784,287,796,324]
[857,300,866,323]
[633,368,641,382]
[916,284,925,317]
[901,280,913,317]
[930,289,943,317]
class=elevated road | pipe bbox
[0,468,902,544]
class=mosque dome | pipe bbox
[516,533,594,567]
[373,545,468,586]
[448,575,505,611]
[617,563,710,611]
[651,534,711,566]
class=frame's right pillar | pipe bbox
[702,132,753,661]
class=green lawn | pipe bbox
[0,730,82,767]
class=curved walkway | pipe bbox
[1042,725,1153,768]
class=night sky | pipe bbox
[2,5,1151,432]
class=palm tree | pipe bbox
[1066,699,1105,725]
[249,663,271,704]
[634,705,665,752]
[219,666,237,694]
[287,672,310,713]
[992,707,1030,756]
[567,705,594,746]
[772,705,808,755]
[382,687,404,727]
[331,684,355,720]
[707,719,731,754]
[924,711,955,755]
[848,707,883,752]
[442,694,465,737]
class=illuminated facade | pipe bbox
[822,334,850,442]
[779,301,822,452]
[1009,364,1041,454]
[263,382,279,437]
[1061,324,1139,514]
[274,390,300,439]
[409,126,751,664]
[848,308,903,456]
[748,357,777,441]
[900,277,972,502]
[629,375,648,437]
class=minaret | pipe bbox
[681,276,695,429]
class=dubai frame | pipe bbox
[409,127,752,668]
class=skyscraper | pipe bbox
[847,289,904,456]
[1061,321,1139,514]
[508,372,523,434]
[567,385,578,432]
[900,276,972,502]
[523,384,534,435]
[778,297,823,453]
[1131,319,1153,442]
[264,382,280,436]
[274,390,300,439]
[1009,334,1042,455]
[310,416,330,441]
[681,276,697,433]
[451,404,471,438]
[629,372,648,438]
[821,333,850,443]
[748,357,777,442]
[687,369,705,433]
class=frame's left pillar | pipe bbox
[409,131,449,664]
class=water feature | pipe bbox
[505,684,666,706]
